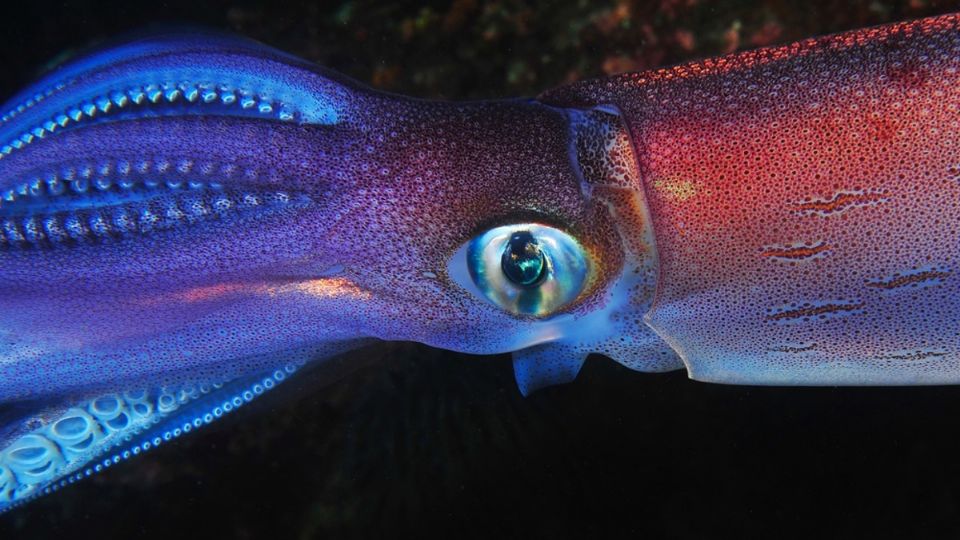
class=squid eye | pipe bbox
[463,223,589,317]
[501,231,548,288]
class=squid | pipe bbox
[1,13,959,511]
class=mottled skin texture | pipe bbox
[1,14,959,510]
[542,13,960,384]
[0,29,647,509]
[0,34,629,404]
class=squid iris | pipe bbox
[454,224,590,318]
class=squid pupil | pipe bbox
[501,231,548,288]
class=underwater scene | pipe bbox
[3,0,960,538]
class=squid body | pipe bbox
[2,13,960,510]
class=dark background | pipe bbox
[3,1,960,538]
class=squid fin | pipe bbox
[512,344,587,397]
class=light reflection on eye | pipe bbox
[464,223,589,317]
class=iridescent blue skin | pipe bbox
[0,30,667,509]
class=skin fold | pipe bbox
[1,13,959,510]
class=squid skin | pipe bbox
[0,14,958,510]
[541,13,960,385]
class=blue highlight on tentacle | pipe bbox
[0,362,302,513]
[0,76,337,161]
[0,174,305,249]
[0,30,349,169]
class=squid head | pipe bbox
[0,29,675,511]
[275,72,676,396]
